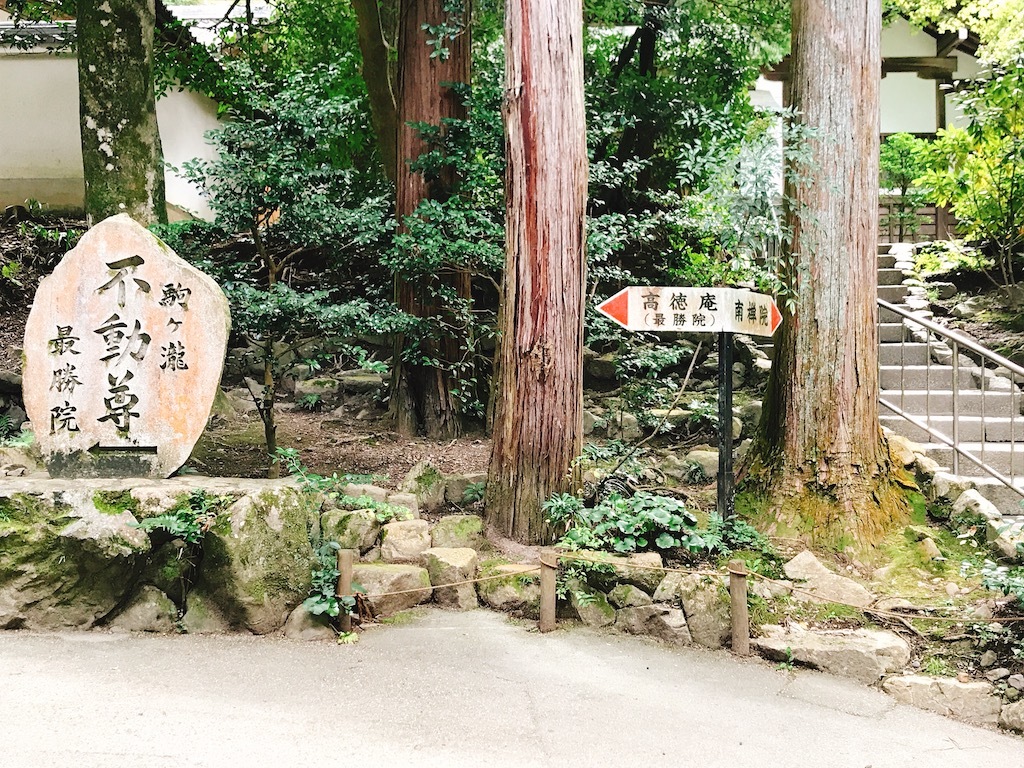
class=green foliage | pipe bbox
[546,491,702,554]
[917,57,1024,287]
[980,559,1024,605]
[462,482,486,504]
[303,540,359,618]
[131,491,229,545]
[886,0,1024,63]
[913,239,988,276]
[275,448,408,523]
[880,133,930,241]
[296,393,324,412]
[0,428,33,448]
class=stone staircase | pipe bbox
[875,243,1024,522]
[759,243,1024,524]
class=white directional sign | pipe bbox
[596,287,782,337]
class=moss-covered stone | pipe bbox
[0,489,150,629]
[476,560,540,618]
[321,508,380,554]
[93,490,139,517]
[430,514,485,550]
[197,487,316,634]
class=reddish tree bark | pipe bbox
[742,0,908,547]
[387,0,472,438]
[485,0,588,543]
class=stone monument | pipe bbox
[23,214,231,477]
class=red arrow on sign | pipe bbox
[768,301,782,334]
[596,288,630,329]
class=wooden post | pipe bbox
[728,559,750,656]
[338,549,355,633]
[539,548,558,633]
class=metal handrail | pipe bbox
[878,298,1024,500]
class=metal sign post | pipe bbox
[596,286,782,521]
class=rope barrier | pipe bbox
[555,550,722,578]
[358,566,541,600]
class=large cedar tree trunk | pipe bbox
[77,0,166,227]
[485,0,587,544]
[742,0,908,548]
[387,0,472,438]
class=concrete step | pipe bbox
[879,343,931,365]
[877,268,906,287]
[880,365,977,390]
[881,414,1023,443]
[878,284,910,303]
[879,323,907,343]
[880,389,1023,417]
[878,254,897,269]
[917,443,1024,478]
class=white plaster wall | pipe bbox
[0,52,85,209]
[0,45,220,219]
[882,18,937,57]
[881,72,937,134]
[156,87,220,221]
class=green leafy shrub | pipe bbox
[879,132,930,242]
[131,490,229,544]
[303,540,360,619]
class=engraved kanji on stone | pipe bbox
[653,313,665,327]
[48,325,80,355]
[642,292,660,310]
[734,301,745,322]
[160,341,188,371]
[98,371,140,432]
[747,302,757,322]
[50,401,80,434]
[699,293,718,312]
[160,282,192,309]
[673,313,686,326]
[94,313,151,365]
[692,313,707,327]
[50,364,82,395]
[759,304,769,326]
[167,317,183,333]
[97,255,151,308]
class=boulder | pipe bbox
[653,572,730,648]
[476,563,540,617]
[929,473,974,507]
[755,625,910,684]
[431,514,485,550]
[568,581,615,628]
[584,551,665,595]
[987,519,1024,562]
[343,483,389,504]
[615,604,691,644]
[1000,700,1024,732]
[321,508,380,554]
[138,538,193,606]
[606,412,641,441]
[400,461,447,513]
[282,604,336,641]
[180,587,233,634]
[444,473,488,506]
[108,585,177,633]
[337,370,385,394]
[385,492,420,517]
[0,489,151,630]
[886,434,918,468]
[783,551,873,607]
[198,486,316,635]
[294,377,340,398]
[608,584,653,608]
[951,489,1002,522]
[683,449,719,480]
[352,563,432,617]
[381,519,432,563]
[882,675,1001,725]
[423,547,478,610]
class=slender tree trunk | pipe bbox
[77,0,166,226]
[351,0,399,182]
[387,0,471,438]
[485,0,588,544]
[741,0,908,549]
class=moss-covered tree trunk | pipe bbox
[485,0,587,544]
[741,0,908,549]
[351,0,399,182]
[387,0,471,439]
[77,0,166,227]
